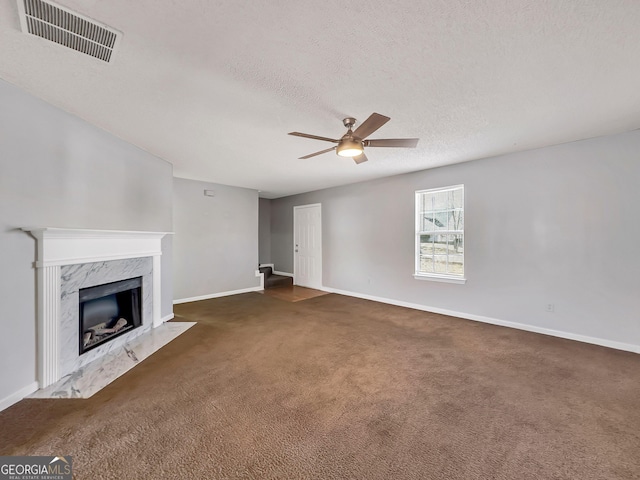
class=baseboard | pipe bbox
[259,263,274,269]
[274,271,293,277]
[0,381,38,413]
[161,313,175,323]
[173,286,263,305]
[322,287,640,354]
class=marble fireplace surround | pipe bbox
[23,228,171,390]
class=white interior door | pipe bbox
[294,204,322,289]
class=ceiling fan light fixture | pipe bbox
[336,138,363,157]
[289,112,418,162]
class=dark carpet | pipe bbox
[1,293,639,479]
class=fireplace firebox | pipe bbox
[79,277,143,354]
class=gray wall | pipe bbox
[172,177,259,301]
[0,79,173,404]
[259,197,272,264]
[271,130,640,349]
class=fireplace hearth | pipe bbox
[79,277,143,354]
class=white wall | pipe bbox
[271,130,640,351]
[172,177,260,301]
[259,197,272,264]
[0,79,173,406]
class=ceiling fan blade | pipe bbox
[353,153,368,164]
[288,132,339,143]
[299,146,336,159]
[352,113,391,140]
[365,138,419,148]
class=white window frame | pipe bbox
[414,184,466,284]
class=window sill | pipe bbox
[413,274,466,284]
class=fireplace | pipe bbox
[79,277,143,354]
[22,227,170,389]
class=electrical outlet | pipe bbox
[545,304,555,313]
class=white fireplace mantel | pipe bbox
[22,227,172,389]
[23,227,170,267]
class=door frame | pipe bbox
[293,203,322,289]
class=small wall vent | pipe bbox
[17,0,120,62]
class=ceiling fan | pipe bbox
[289,113,419,164]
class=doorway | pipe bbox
[293,203,322,289]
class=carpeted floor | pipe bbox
[1,293,639,479]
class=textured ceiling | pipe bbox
[1,0,640,198]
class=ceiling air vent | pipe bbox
[17,0,120,62]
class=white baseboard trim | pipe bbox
[173,286,263,305]
[322,287,640,354]
[273,271,293,277]
[161,313,175,323]
[0,381,38,413]
[259,263,274,269]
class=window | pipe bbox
[415,185,465,283]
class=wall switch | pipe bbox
[204,189,216,197]
[545,304,555,313]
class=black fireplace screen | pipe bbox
[79,276,142,354]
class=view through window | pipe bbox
[415,185,464,278]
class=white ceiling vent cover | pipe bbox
[17,0,120,62]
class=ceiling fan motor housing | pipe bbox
[336,137,363,157]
